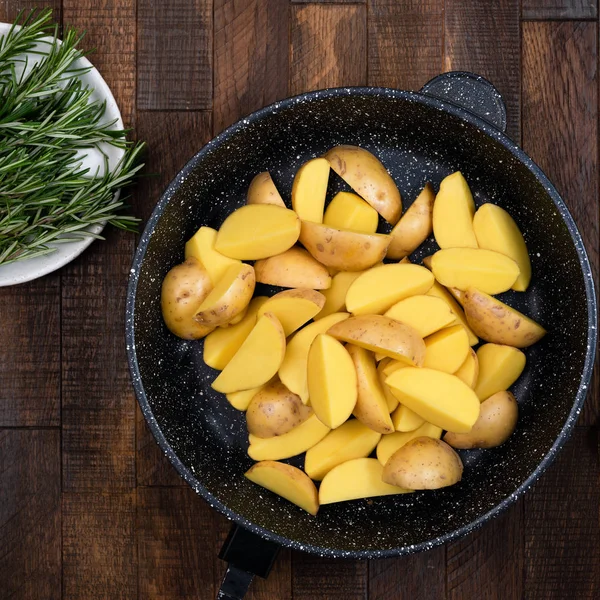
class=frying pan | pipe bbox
[126,72,597,599]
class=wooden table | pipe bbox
[1,1,599,598]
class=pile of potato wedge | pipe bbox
[161,145,546,516]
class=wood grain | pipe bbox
[292,0,365,3]
[0,0,61,21]
[0,430,61,600]
[214,0,289,133]
[522,20,598,425]
[524,427,600,598]
[367,0,444,91]
[290,4,367,95]
[444,0,521,140]
[523,0,597,19]
[137,0,212,111]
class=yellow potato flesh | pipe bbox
[247,172,286,207]
[307,334,357,429]
[248,413,330,460]
[245,461,319,515]
[204,296,269,370]
[385,295,456,338]
[278,312,350,403]
[454,348,479,389]
[315,269,366,320]
[386,367,480,433]
[291,158,330,223]
[258,289,325,336]
[215,204,300,260]
[211,312,286,393]
[319,458,412,505]
[381,359,407,378]
[431,248,520,295]
[226,382,268,411]
[347,345,394,434]
[475,343,526,401]
[185,226,241,286]
[391,404,425,432]
[328,315,426,366]
[423,324,470,374]
[377,423,443,465]
[473,203,531,291]
[376,360,399,412]
[323,192,379,234]
[304,420,381,480]
[432,171,478,248]
[346,264,434,315]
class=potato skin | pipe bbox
[382,437,463,490]
[444,391,518,449]
[161,257,215,339]
[247,172,286,207]
[246,381,312,438]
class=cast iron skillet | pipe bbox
[126,72,597,599]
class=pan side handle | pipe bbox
[216,524,280,600]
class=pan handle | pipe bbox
[216,524,279,600]
[420,71,507,133]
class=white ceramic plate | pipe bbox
[0,23,125,286]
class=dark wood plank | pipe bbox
[522,20,598,425]
[444,0,521,140]
[293,0,365,4]
[290,4,367,95]
[0,0,61,21]
[0,430,61,600]
[523,0,597,19]
[524,427,600,598]
[367,0,444,91]
[62,492,136,599]
[137,0,212,111]
[213,0,289,133]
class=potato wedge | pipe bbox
[328,315,426,366]
[323,191,379,234]
[320,458,412,504]
[254,246,332,290]
[315,269,368,320]
[421,255,433,270]
[462,287,546,348]
[386,367,480,433]
[305,420,381,480]
[384,294,455,338]
[376,360,400,412]
[245,461,319,515]
[380,359,408,379]
[324,145,402,224]
[454,348,479,389]
[475,343,526,401]
[215,204,300,260]
[376,423,443,465]
[291,157,330,223]
[423,324,470,374]
[226,380,272,411]
[432,171,478,248]
[258,288,325,336]
[391,404,425,432]
[247,172,286,207]
[387,183,435,259]
[299,221,390,271]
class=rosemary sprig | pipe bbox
[0,10,144,266]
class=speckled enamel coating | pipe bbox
[126,79,597,559]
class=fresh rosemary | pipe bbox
[0,10,144,266]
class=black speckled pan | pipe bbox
[126,73,597,599]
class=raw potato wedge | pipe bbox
[305,420,382,481]
[215,204,300,260]
[462,287,546,348]
[315,269,369,319]
[475,343,526,401]
[307,334,358,429]
[431,248,520,295]
[454,348,479,389]
[248,413,330,460]
[432,171,478,248]
[245,461,319,515]
[225,302,249,327]
[226,380,272,411]
[386,367,480,433]
[377,360,400,412]
[185,226,241,286]
[247,172,286,207]
[387,183,435,259]
[377,422,443,465]
[212,312,286,393]
[258,289,326,336]
[292,157,330,223]
[324,145,402,224]
[328,315,426,366]
[384,295,455,338]
[323,191,379,234]
[380,359,408,379]
[391,404,425,432]
[279,312,350,403]
[204,296,269,370]
[347,345,394,434]
[423,324,470,374]
[299,221,391,271]
[319,458,412,504]
[194,263,256,327]
[421,255,433,270]
[346,264,434,315]
[473,203,531,291]
[254,246,332,290]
